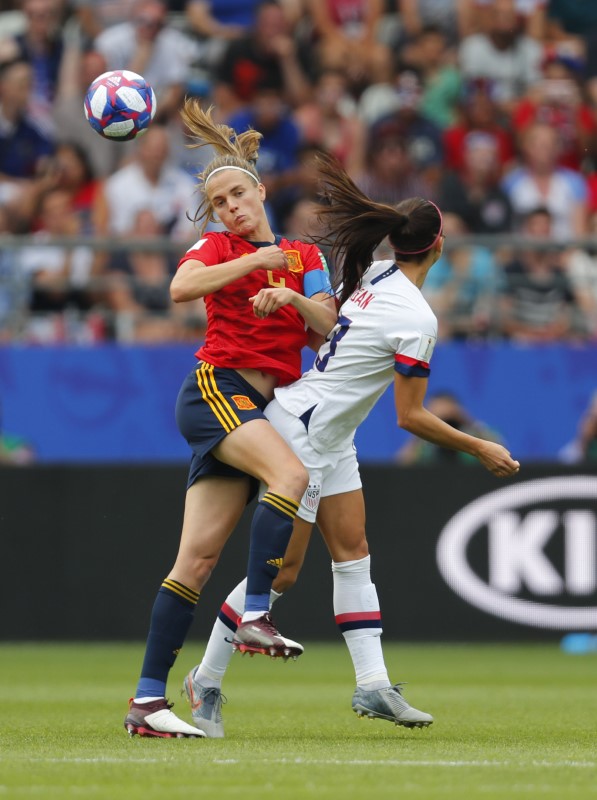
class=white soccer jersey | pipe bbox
[274,260,438,453]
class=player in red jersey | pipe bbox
[180,231,331,385]
[124,101,336,739]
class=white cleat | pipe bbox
[124,698,206,738]
[231,613,304,659]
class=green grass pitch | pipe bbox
[0,642,595,799]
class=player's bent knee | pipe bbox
[270,463,309,503]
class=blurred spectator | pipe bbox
[356,45,402,127]
[104,208,202,342]
[0,58,54,178]
[393,0,465,45]
[281,196,326,241]
[558,389,597,463]
[285,142,333,203]
[512,49,595,171]
[93,0,200,124]
[52,43,130,179]
[49,141,101,235]
[502,121,589,239]
[184,0,259,71]
[366,70,444,189]
[443,77,515,172]
[0,0,65,135]
[94,124,197,240]
[564,210,597,337]
[0,398,36,465]
[498,206,583,341]
[403,25,462,130]
[304,0,391,91]
[213,0,312,119]
[228,78,302,228]
[396,390,505,464]
[17,187,102,343]
[467,0,548,39]
[438,131,513,234]
[0,58,54,228]
[294,67,366,177]
[458,0,543,112]
[356,124,435,206]
[423,212,502,339]
[72,0,138,46]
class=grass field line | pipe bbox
[5,756,595,769]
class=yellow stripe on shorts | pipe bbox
[196,363,242,433]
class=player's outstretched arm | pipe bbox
[171,246,288,302]
[394,373,520,478]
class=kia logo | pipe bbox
[436,476,597,629]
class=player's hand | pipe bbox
[477,441,520,478]
[254,245,289,272]
[250,287,296,318]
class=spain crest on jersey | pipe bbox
[284,250,304,272]
[231,394,257,410]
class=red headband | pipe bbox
[392,201,444,255]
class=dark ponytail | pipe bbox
[314,152,442,305]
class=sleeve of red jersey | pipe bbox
[177,233,224,270]
[301,244,333,298]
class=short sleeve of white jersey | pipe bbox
[381,274,438,376]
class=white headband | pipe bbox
[204,165,259,186]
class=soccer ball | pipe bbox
[84,70,157,141]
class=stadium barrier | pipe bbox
[1,231,597,342]
[2,463,595,642]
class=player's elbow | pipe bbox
[170,280,189,303]
[397,407,419,433]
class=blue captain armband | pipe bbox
[304,265,333,298]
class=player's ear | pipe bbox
[258,182,266,203]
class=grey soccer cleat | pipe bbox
[124,697,206,738]
[183,668,226,739]
[232,613,304,660]
[352,684,434,729]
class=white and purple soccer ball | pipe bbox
[84,70,157,141]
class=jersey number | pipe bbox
[315,315,352,372]
[267,271,286,288]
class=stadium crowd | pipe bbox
[1,0,597,343]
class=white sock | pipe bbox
[133,696,163,704]
[196,579,283,685]
[332,556,391,689]
[197,579,246,686]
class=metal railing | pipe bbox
[1,233,596,343]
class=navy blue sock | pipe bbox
[245,492,299,613]
[135,578,199,698]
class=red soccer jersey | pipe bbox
[178,232,331,386]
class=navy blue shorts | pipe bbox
[175,361,269,490]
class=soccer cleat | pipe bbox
[182,669,226,739]
[231,613,304,660]
[124,697,206,738]
[352,684,434,729]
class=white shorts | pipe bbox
[265,398,362,523]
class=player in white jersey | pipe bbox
[183,154,521,737]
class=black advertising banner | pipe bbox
[1,464,595,641]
